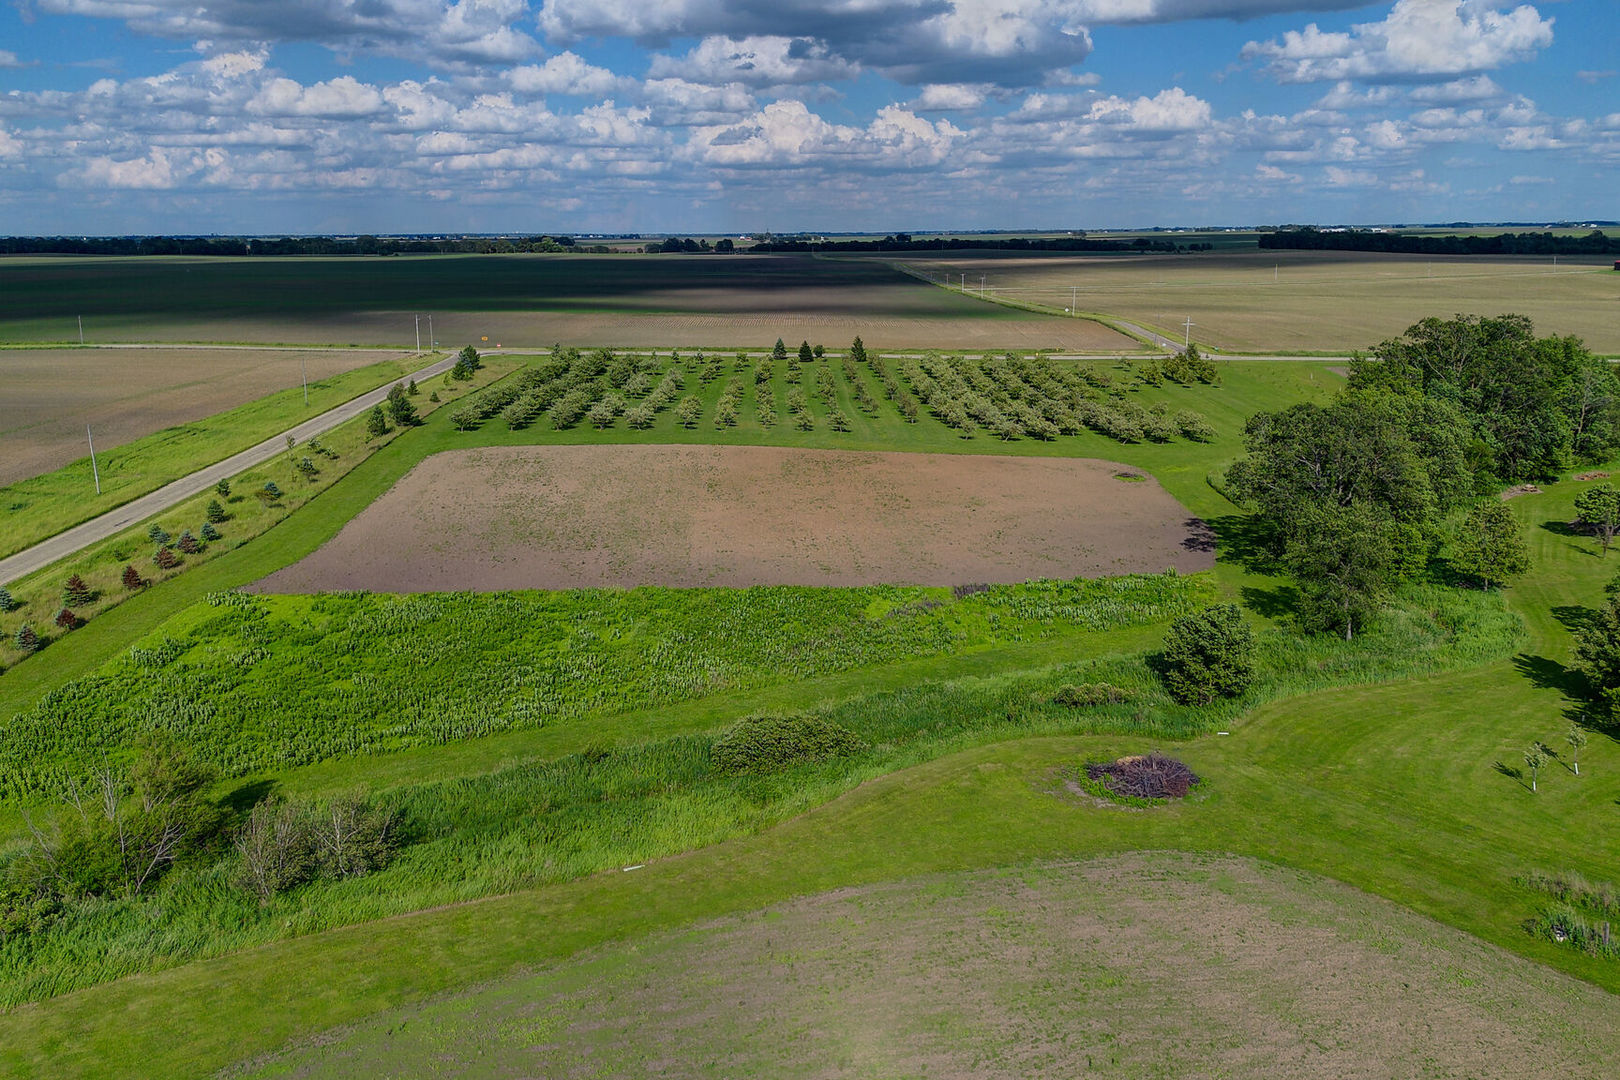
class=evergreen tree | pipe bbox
[366,404,390,437]
[147,523,171,545]
[772,338,787,362]
[206,499,228,523]
[1159,604,1255,705]
[15,623,39,653]
[214,478,231,500]
[62,574,93,607]
[122,564,145,590]
[850,336,868,366]
[0,587,14,612]
[798,340,814,364]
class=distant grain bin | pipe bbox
[1614,260,1620,271]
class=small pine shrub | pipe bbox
[177,531,201,555]
[1159,604,1255,705]
[54,607,81,631]
[0,587,14,612]
[710,713,866,774]
[205,499,228,523]
[200,522,222,542]
[62,574,93,607]
[214,478,231,500]
[429,391,440,403]
[146,524,171,546]
[14,624,39,653]
[122,564,146,591]
[154,546,180,570]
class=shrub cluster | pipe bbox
[710,713,867,774]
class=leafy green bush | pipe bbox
[711,714,866,774]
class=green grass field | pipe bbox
[0,346,1615,1078]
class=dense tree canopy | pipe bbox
[1348,315,1620,483]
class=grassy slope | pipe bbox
[0,357,422,559]
[0,436,1614,1071]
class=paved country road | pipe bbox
[0,352,458,586]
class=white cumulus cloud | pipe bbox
[1243,0,1554,84]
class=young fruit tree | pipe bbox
[1573,484,1620,556]
[1452,499,1531,589]
[1159,603,1256,705]
[1524,743,1548,792]
[675,396,703,429]
[1566,726,1588,776]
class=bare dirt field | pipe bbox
[892,250,1620,353]
[0,254,1139,353]
[0,347,401,485]
[240,852,1620,1080]
[255,445,1212,593]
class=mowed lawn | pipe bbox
[890,249,1620,353]
[0,255,1136,352]
[1,362,1616,1078]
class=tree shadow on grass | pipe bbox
[1240,584,1299,622]
[1540,520,1603,557]
[1207,514,1284,575]
[219,778,277,818]
[1493,761,1529,790]
[1513,653,1586,696]
[1552,604,1600,636]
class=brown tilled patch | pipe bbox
[254,445,1214,594]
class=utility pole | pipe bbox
[428,314,435,351]
[1183,316,1195,350]
[960,273,966,290]
[78,315,84,345]
[1273,264,1278,284]
[415,314,421,353]
[300,354,308,406]
[980,273,986,293]
[87,425,101,495]
[1071,285,1076,312]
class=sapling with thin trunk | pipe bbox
[1567,727,1587,776]
[1524,743,1548,792]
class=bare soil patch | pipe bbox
[255,445,1213,594]
[0,347,395,485]
[239,853,1620,1080]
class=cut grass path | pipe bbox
[2,483,1617,1079]
[0,352,458,582]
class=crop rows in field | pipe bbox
[884,351,1216,444]
[0,573,1209,801]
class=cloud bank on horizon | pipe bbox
[0,0,1610,232]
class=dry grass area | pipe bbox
[240,852,1620,1080]
[255,445,1212,593]
[0,347,402,485]
[31,308,1136,353]
[893,250,1620,353]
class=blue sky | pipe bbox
[0,1,1613,234]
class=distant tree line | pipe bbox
[1259,227,1620,256]
[0,235,615,256]
[744,233,1209,254]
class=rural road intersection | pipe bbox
[0,352,458,586]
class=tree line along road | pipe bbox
[0,352,460,587]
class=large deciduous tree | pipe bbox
[1349,314,1620,483]
[1451,499,1531,589]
